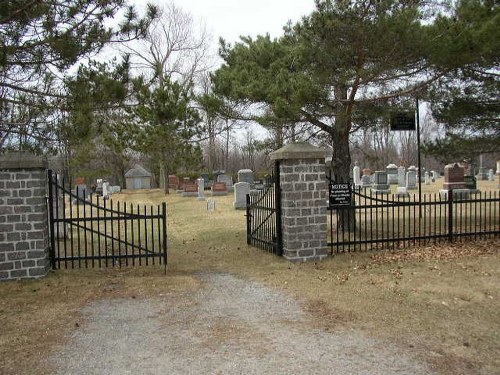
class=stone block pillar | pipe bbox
[0,152,49,280]
[271,143,328,262]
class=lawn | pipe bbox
[0,179,499,375]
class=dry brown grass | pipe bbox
[1,182,499,375]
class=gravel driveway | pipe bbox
[52,273,434,375]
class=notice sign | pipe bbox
[390,112,415,131]
[329,182,352,207]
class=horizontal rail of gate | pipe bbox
[47,170,167,270]
[328,187,499,254]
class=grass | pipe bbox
[0,179,499,375]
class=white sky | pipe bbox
[132,0,317,44]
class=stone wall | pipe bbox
[0,152,50,280]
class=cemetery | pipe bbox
[1,1,499,373]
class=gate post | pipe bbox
[0,152,50,280]
[271,142,329,262]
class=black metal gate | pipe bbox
[246,162,283,255]
[47,170,168,270]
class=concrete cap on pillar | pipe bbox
[0,151,47,169]
[270,142,327,161]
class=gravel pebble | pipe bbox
[51,273,434,375]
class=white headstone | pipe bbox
[197,178,205,201]
[424,171,430,185]
[406,170,417,190]
[207,198,216,211]
[102,182,111,199]
[488,169,495,181]
[233,182,250,209]
[496,160,500,175]
[397,166,406,187]
[386,163,399,184]
[432,171,439,181]
[353,164,361,187]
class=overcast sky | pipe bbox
[132,0,317,44]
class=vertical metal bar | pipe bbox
[76,187,81,268]
[246,194,251,245]
[162,202,168,274]
[83,192,88,268]
[124,203,129,266]
[416,97,422,219]
[69,186,75,269]
[448,189,454,243]
[103,196,108,267]
[144,205,148,265]
[97,195,102,268]
[110,199,115,266]
[150,205,155,265]
[47,170,56,269]
[90,193,95,268]
[131,203,135,266]
[137,204,142,265]
[118,201,122,266]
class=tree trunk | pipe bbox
[330,85,355,231]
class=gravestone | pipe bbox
[361,174,373,188]
[386,163,399,184]
[397,166,406,187]
[406,170,417,190]
[211,181,228,196]
[74,184,88,201]
[488,169,495,181]
[424,171,430,185]
[110,186,121,194]
[102,181,111,199]
[168,175,179,190]
[75,176,85,185]
[353,163,361,188]
[442,163,466,191]
[496,160,500,175]
[233,182,250,209]
[464,175,477,190]
[182,181,198,197]
[432,170,439,182]
[237,169,254,185]
[197,177,206,201]
[478,167,488,181]
[362,168,373,176]
[217,174,233,192]
[396,186,409,198]
[207,198,216,211]
[371,171,390,194]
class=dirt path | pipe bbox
[51,273,434,375]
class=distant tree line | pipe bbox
[1,0,498,187]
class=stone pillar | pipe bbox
[271,143,328,262]
[0,152,49,280]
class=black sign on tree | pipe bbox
[329,182,352,207]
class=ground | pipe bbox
[0,180,499,374]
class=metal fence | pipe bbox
[246,164,283,255]
[328,186,500,253]
[47,170,168,270]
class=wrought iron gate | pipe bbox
[47,170,167,270]
[246,162,283,255]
